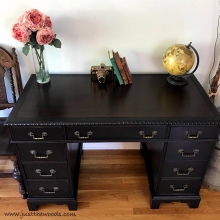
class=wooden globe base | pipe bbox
[167,75,188,86]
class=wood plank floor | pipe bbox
[1,150,220,220]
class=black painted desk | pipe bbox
[5,74,220,210]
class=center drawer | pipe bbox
[66,125,167,140]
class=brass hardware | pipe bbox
[178,149,199,157]
[35,169,56,177]
[170,184,188,192]
[74,131,93,139]
[185,131,202,139]
[30,150,53,159]
[173,167,194,175]
[139,131,157,139]
[39,187,59,194]
[28,132,48,140]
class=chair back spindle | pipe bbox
[0,46,23,110]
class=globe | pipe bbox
[162,42,199,86]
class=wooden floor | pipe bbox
[1,149,220,220]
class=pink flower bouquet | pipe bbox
[12,8,61,53]
[12,9,62,83]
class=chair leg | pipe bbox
[0,156,14,178]
[12,159,27,199]
[0,172,13,178]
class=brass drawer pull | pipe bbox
[139,131,157,139]
[173,167,194,176]
[30,150,53,159]
[39,187,59,194]
[28,132,48,140]
[74,131,93,139]
[170,184,188,192]
[178,149,199,157]
[35,169,56,177]
[185,131,202,139]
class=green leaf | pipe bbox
[52,38,62,48]
[22,45,30,56]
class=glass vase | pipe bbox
[32,46,50,84]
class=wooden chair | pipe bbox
[0,46,23,178]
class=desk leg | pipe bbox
[27,202,38,211]
[150,198,161,209]
[140,143,143,155]
[27,198,77,211]
[150,195,201,209]
[188,200,200,208]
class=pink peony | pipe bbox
[12,23,30,43]
[19,9,45,31]
[12,9,61,56]
[36,27,55,45]
[44,16,52,28]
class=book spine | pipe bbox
[108,51,124,85]
[121,57,132,84]
[113,51,128,85]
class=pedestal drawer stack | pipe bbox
[142,125,218,209]
[11,126,82,211]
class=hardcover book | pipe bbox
[120,57,132,84]
[108,50,124,85]
[113,51,128,85]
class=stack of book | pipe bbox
[108,50,132,85]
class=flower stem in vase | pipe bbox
[33,46,50,84]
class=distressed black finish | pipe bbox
[5,73,220,210]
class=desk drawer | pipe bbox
[162,161,206,178]
[169,126,218,139]
[158,178,200,195]
[27,180,71,197]
[12,126,64,141]
[165,141,214,161]
[17,143,67,161]
[23,162,68,179]
[66,125,167,140]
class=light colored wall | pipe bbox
[0,0,219,149]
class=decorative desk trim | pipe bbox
[5,120,219,126]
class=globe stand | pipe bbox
[167,75,188,86]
